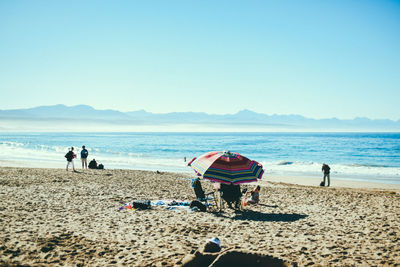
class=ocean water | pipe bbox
[0,132,399,184]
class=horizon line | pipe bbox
[1,104,399,122]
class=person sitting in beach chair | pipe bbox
[243,185,261,206]
[191,178,218,211]
[220,183,242,210]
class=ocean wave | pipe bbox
[0,141,24,147]
[346,163,392,168]
[277,161,293,165]
[1,133,400,184]
[1,142,399,179]
[261,160,400,179]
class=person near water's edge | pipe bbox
[81,145,89,169]
[89,158,98,169]
[65,147,77,172]
[322,163,330,187]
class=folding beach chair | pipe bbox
[191,178,221,212]
[219,183,243,211]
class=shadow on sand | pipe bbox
[258,203,279,208]
[215,210,308,222]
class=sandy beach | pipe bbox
[1,167,400,266]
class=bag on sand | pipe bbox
[190,200,207,212]
[64,151,73,161]
[132,200,151,210]
[98,164,104,169]
[320,181,325,186]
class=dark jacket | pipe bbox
[322,164,330,174]
[65,151,74,162]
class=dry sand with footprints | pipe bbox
[1,167,400,266]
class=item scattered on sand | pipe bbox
[189,151,263,185]
[150,200,194,211]
[190,200,207,212]
[132,200,151,210]
[168,201,178,206]
[118,203,136,211]
[190,206,199,212]
[154,200,165,206]
[205,238,221,252]
[118,200,151,211]
[151,200,190,207]
[168,200,190,206]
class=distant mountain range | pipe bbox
[1,104,399,132]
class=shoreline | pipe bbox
[263,174,400,190]
[1,161,400,191]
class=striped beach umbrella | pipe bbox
[189,151,264,185]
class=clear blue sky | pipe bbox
[0,0,399,119]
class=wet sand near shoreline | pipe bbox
[1,167,399,266]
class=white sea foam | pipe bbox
[1,141,24,147]
[261,160,400,183]
[0,142,189,172]
[1,141,399,183]
[0,142,65,164]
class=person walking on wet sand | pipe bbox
[81,145,89,169]
[322,163,330,186]
[65,147,77,172]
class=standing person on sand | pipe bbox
[81,145,89,169]
[322,163,330,187]
[65,147,77,172]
